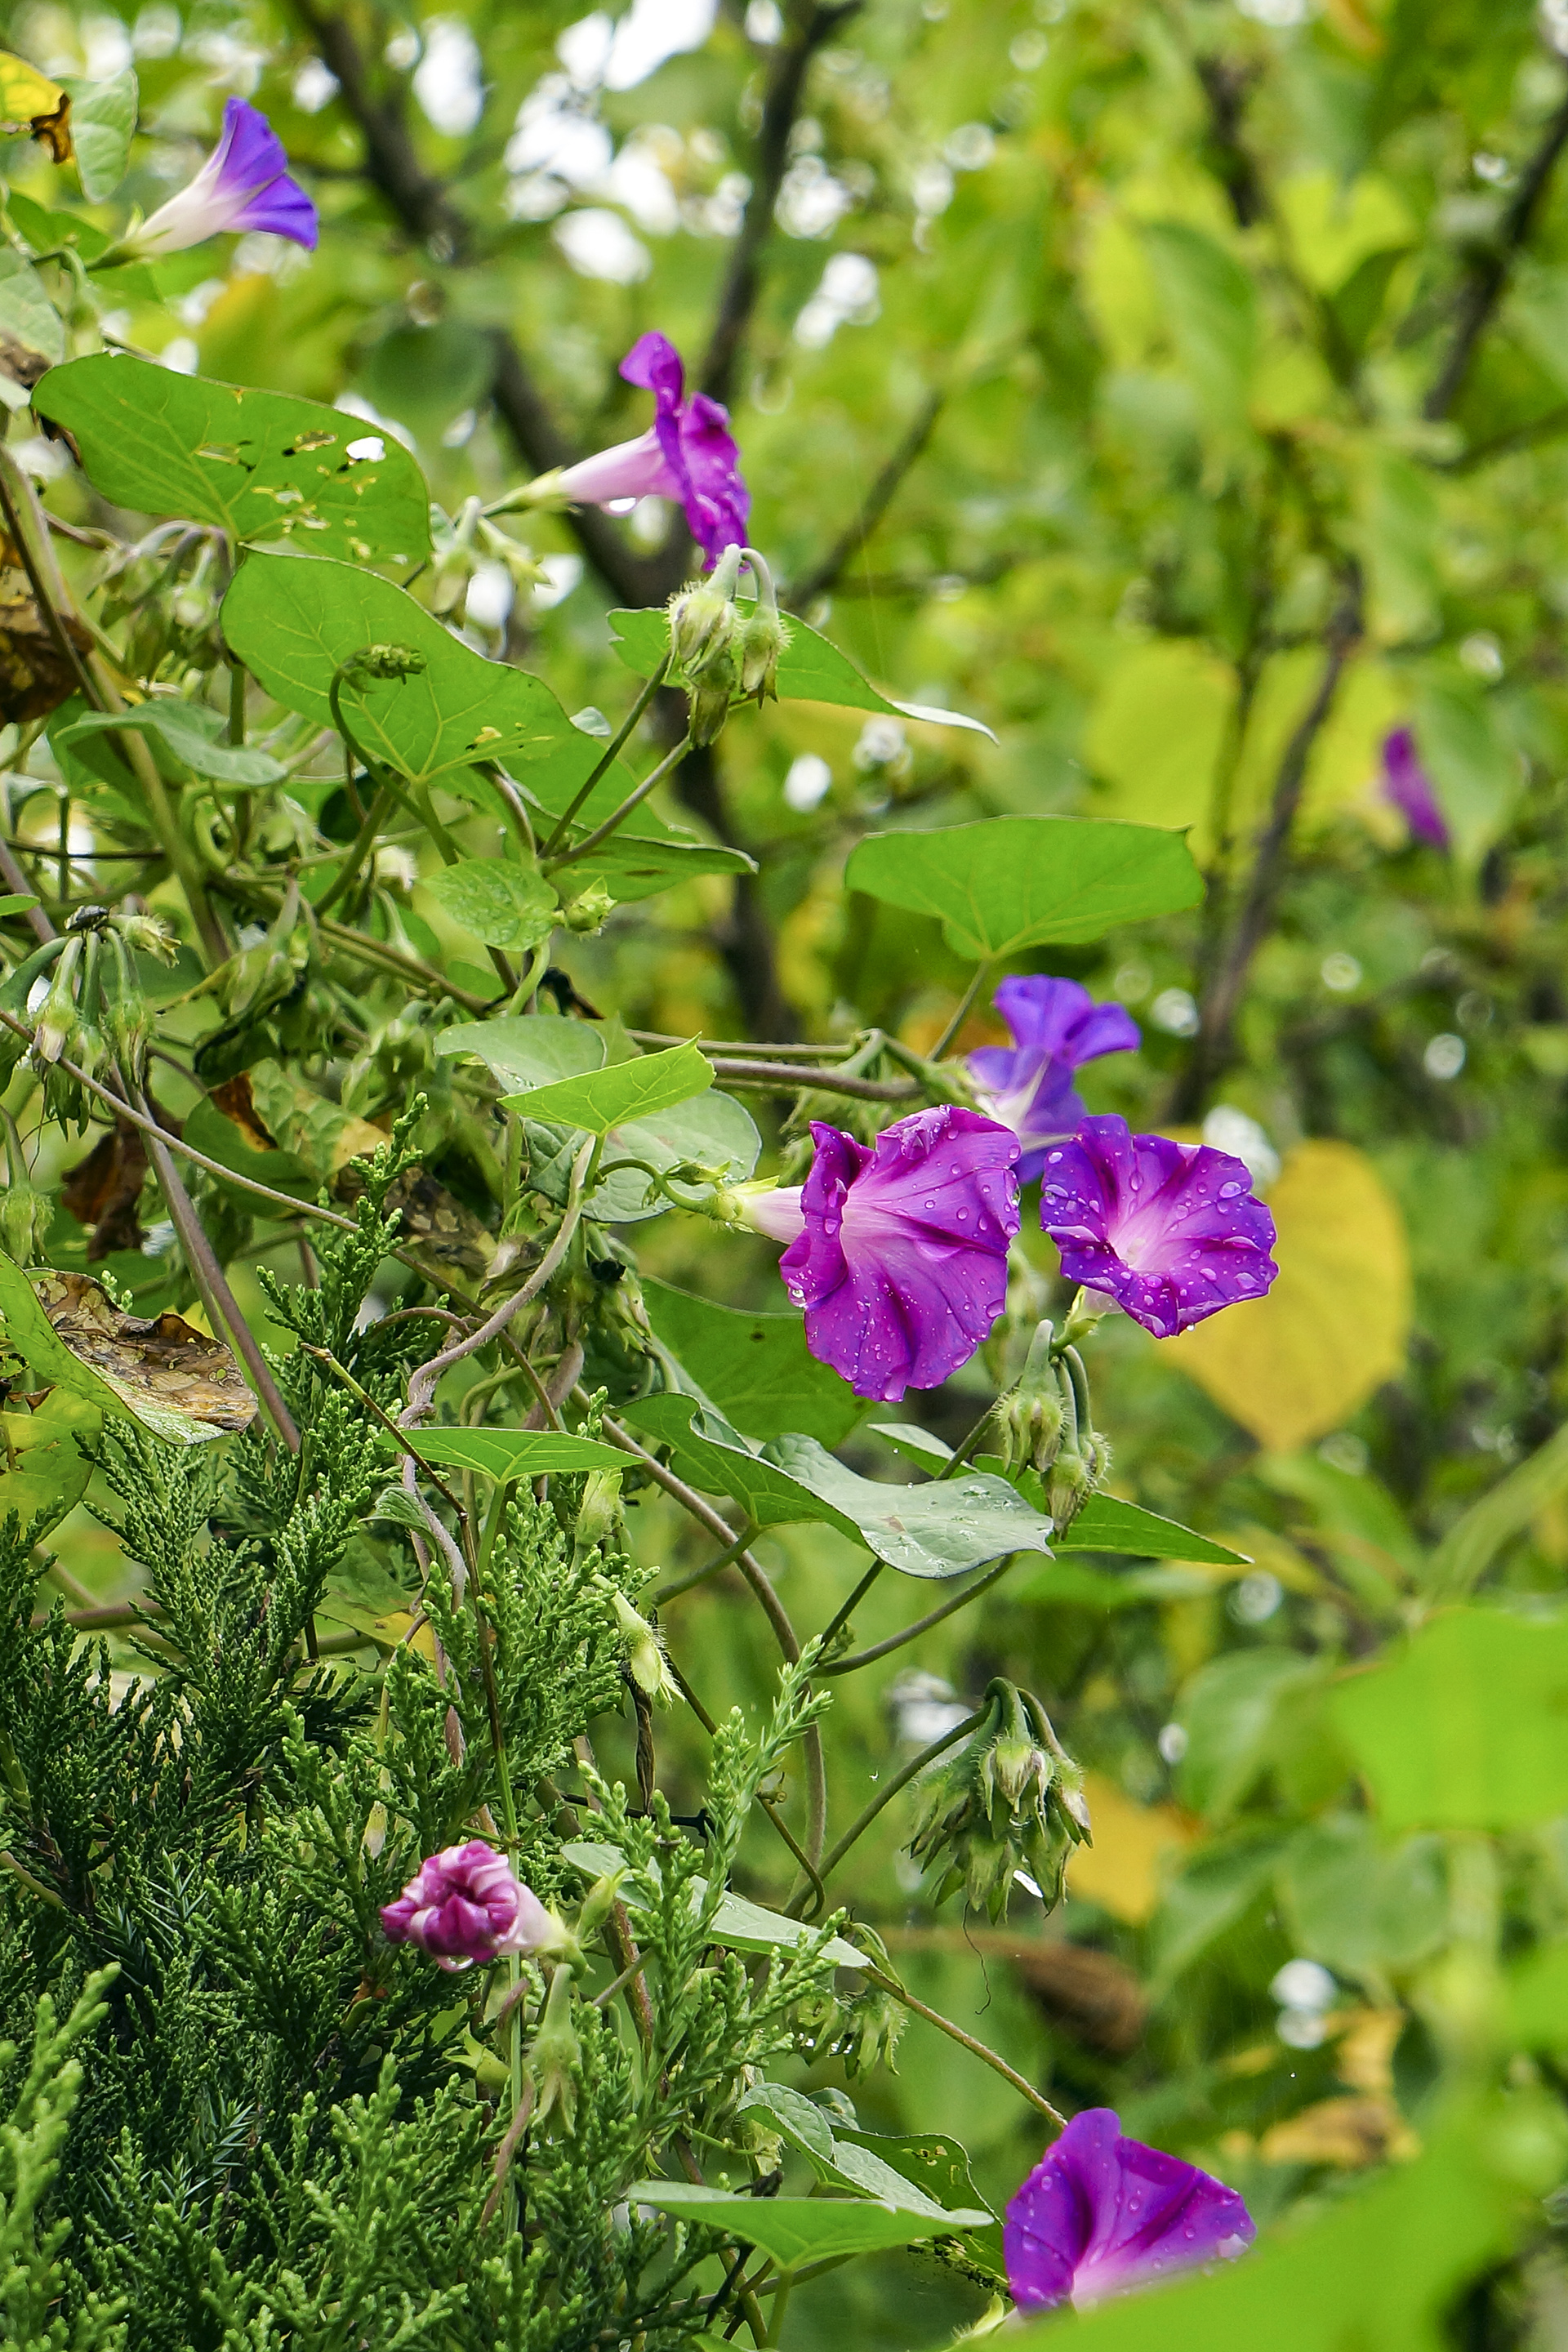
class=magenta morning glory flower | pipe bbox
[741,1105,1019,1401]
[967,976,1140,1181]
[1380,726,1450,851]
[1037,1115,1276,1339]
[381,1840,555,1972]
[125,98,318,260]
[1005,2109,1254,2311]
[555,331,749,565]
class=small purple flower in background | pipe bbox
[1005,2109,1254,2311]
[555,332,748,565]
[741,1106,1020,1401]
[1380,726,1450,851]
[1038,1115,1276,1339]
[125,98,318,260]
[967,976,1140,1180]
[381,1840,555,1972]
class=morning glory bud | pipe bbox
[529,1963,581,2132]
[608,1588,681,1708]
[668,542,743,669]
[688,674,736,747]
[736,547,790,703]
[0,1115,52,1265]
[559,880,615,935]
[907,1680,1088,1923]
[31,936,82,1065]
[996,1321,1067,1477]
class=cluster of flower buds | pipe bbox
[907,1679,1090,1922]
[666,545,790,746]
[430,497,546,624]
[993,1311,1111,1533]
[793,1925,906,2078]
[0,905,177,1120]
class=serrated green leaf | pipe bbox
[626,2183,991,2265]
[420,858,558,951]
[220,553,577,786]
[609,604,994,737]
[62,69,136,201]
[644,1278,862,1447]
[412,1429,626,1477]
[845,816,1203,958]
[500,1041,714,1136]
[33,357,430,564]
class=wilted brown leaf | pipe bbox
[28,1269,256,1438]
[208,1072,283,1155]
[0,537,91,722]
[338,1162,495,1276]
[61,1116,150,1259]
[1010,1940,1148,2056]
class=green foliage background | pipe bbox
[10,0,1568,2343]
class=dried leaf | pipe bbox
[207,1071,281,1155]
[1010,1941,1148,2055]
[60,1116,149,1258]
[0,535,91,721]
[0,1258,256,1443]
[0,54,74,162]
[338,1162,495,1275]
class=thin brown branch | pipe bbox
[787,390,944,612]
[0,835,55,943]
[707,1058,917,1101]
[1425,78,1568,422]
[1170,573,1363,1119]
[699,0,861,406]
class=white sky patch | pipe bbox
[466,563,515,631]
[413,18,483,136]
[336,390,417,452]
[553,207,651,282]
[293,56,340,112]
[784,753,832,811]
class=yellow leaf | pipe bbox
[1082,639,1234,847]
[0,52,72,162]
[1066,1771,1196,1925]
[1259,2095,1418,2168]
[1160,1141,1411,1454]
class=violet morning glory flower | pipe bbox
[741,1105,1019,1401]
[381,1840,555,1972]
[125,98,318,261]
[1037,1115,1277,1339]
[1380,725,1450,851]
[967,976,1140,1181]
[555,331,748,565]
[1005,2109,1254,2311]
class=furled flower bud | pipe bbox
[30,938,82,1066]
[572,1469,623,1564]
[1046,1445,1092,1534]
[907,1681,1089,1923]
[688,674,736,746]
[737,547,789,702]
[528,1962,581,2132]
[608,1588,681,1708]
[0,1114,52,1266]
[380,1840,559,1972]
[996,1321,1067,1478]
[559,880,615,935]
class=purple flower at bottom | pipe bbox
[1005,2109,1254,2311]
[127,99,318,260]
[555,332,748,565]
[742,1106,1019,1401]
[1381,726,1450,851]
[967,976,1140,1180]
[381,1840,555,1973]
[1038,1116,1276,1339]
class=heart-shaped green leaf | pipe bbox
[413,1429,626,1477]
[62,69,136,201]
[643,1277,862,1447]
[421,858,558,951]
[54,702,286,788]
[500,1041,714,1136]
[34,358,430,565]
[845,816,1203,956]
[610,605,994,737]
[220,555,576,786]
[436,1013,605,1091]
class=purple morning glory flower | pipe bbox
[1006,2109,1254,2311]
[742,1105,1019,1401]
[1038,1115,1276,1339]
[967,976,1140,1181]
[1381,726,1450,851]
[555,331,749,564]
[381,1840,555,1972]
[127,98,318,260]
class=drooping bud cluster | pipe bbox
[0,904,178,1120]
[993,1316,1111,1533]
[666,546,790,747]
[0,1110,54,1265]
[906,1679,1089,1921]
